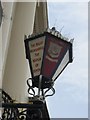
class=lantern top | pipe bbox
[24,27,73,44]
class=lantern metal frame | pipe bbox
[24,28,73,94]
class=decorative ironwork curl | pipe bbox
[0,89,19,120]
[27,78,35,97]
[27,78,55,99]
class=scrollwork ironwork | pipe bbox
[0,89,45,120]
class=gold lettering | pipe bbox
[30,47,44,53]
[35,63,39,67]
[33,68,40,73]
[31,43,35,47]
[33,58,41,62]
[35,53,39,56]
[36,41,43,46]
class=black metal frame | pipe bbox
[24,31,73,89]
[0,89,50,120]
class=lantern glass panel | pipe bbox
[28,36,45,77]
[41,33,70,80]
[52,49,69,81]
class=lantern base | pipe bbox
[32,76,54,89]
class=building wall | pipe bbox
[33,2,48,34]
[2,2,37,102]
[1,2,16,88]
[0,21,2,88]
[2,1,48,103]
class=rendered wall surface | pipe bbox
[2,2,36,102]
[0,2,16,88]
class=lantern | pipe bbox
[24,28,73,89]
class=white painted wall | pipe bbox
[0,24,2,88]
[2,2,36,102]
[0,2,16,88]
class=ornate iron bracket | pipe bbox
[0,89,50,120]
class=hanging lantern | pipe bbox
[24,28,73,89]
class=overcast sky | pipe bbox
[0,0,88,119]
[46,1,88,118]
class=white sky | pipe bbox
[47,1,88,118]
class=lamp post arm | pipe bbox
[38,75,42,97]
